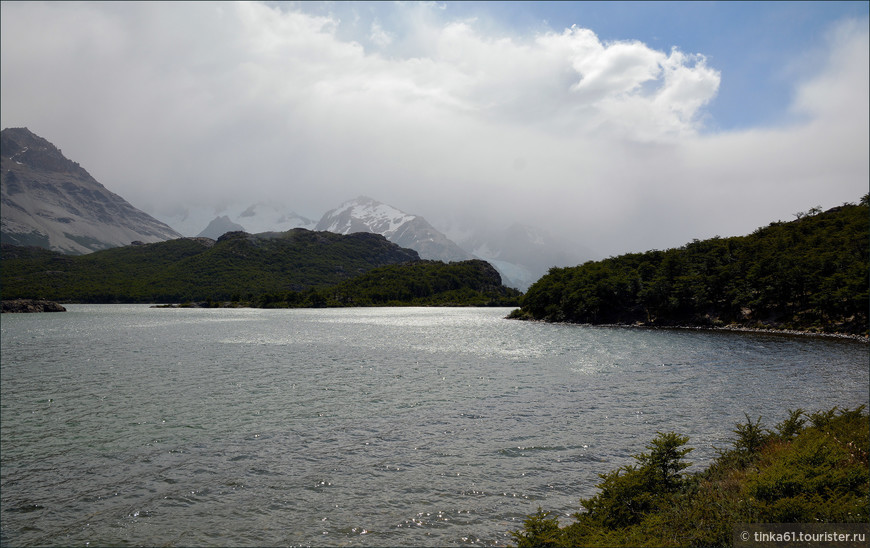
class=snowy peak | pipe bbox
[316,196,472,263]
[317,196,417,238]
[158,202,316,238]
[235,202,315,234]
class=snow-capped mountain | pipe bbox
[315,196,473,264]
[234,202,316,234]
[0,127,181,254]
[157,202,316,238]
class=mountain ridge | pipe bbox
[315,196,473,264]
[0,128,587,290]
[1,127,181,253]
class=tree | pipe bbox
[579,431,694,528]
[509,507,561,548]
[634,431,693,492]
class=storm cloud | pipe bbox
[2,2,867,257]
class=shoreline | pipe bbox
[508,314,868,342]
[1,299,67,313]
[634,323,869,342]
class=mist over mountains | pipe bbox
[176,196,589,290]
[1,128,590,290]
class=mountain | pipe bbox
[0,127,181,254]
[1,228,420,303]
[512,198,869,335]
[448,222,593,292]
[2,228,520,307]
[315,196,473,264]
[197,215,245,239]
[235,202,315,234]
[159,202,316,238]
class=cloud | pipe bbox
[370,20,394,48]
[1,3,866,257]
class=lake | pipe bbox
[1,305,867,546]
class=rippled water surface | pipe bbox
[2,305,867,546]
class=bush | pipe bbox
[510,508,561,548]
[509,406,869,547]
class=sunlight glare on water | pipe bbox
[1,305,867,546]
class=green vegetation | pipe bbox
[511,197,869,335]
[0,229,520,306]
[255,259,521,308]
[510,406,869,547]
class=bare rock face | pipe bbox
[1,127,182,254]
[1,299,66,313]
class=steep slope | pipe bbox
[0,127,181,253]
[315,196,473,263]
[1,228,420,303]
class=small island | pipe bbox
[1,299,66,313]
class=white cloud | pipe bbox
[370,20,394,48]
[1,2,866,257]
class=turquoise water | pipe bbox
[1,305,867,546]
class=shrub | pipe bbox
[510,508,561,548]
[509,406,868,547]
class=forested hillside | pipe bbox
[511,197,868,335]
[0,229,419,303]
[259,259,521,308]
[1,229,520,307]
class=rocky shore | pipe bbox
[1,299,67,313]
[647,323,869,342]
[507,311,868,342]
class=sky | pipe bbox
[1,1,868,258]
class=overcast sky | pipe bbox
[2,1,867,257]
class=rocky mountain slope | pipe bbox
[0,127,181,254]
[315,196,473,264]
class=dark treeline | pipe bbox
[0,228,520,307]
[254,259,521,308]
[512,196,868,335]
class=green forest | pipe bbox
[511,196,868,335]
[255,259,521,308]
[510,406,869,547]
[0,229,520,307]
